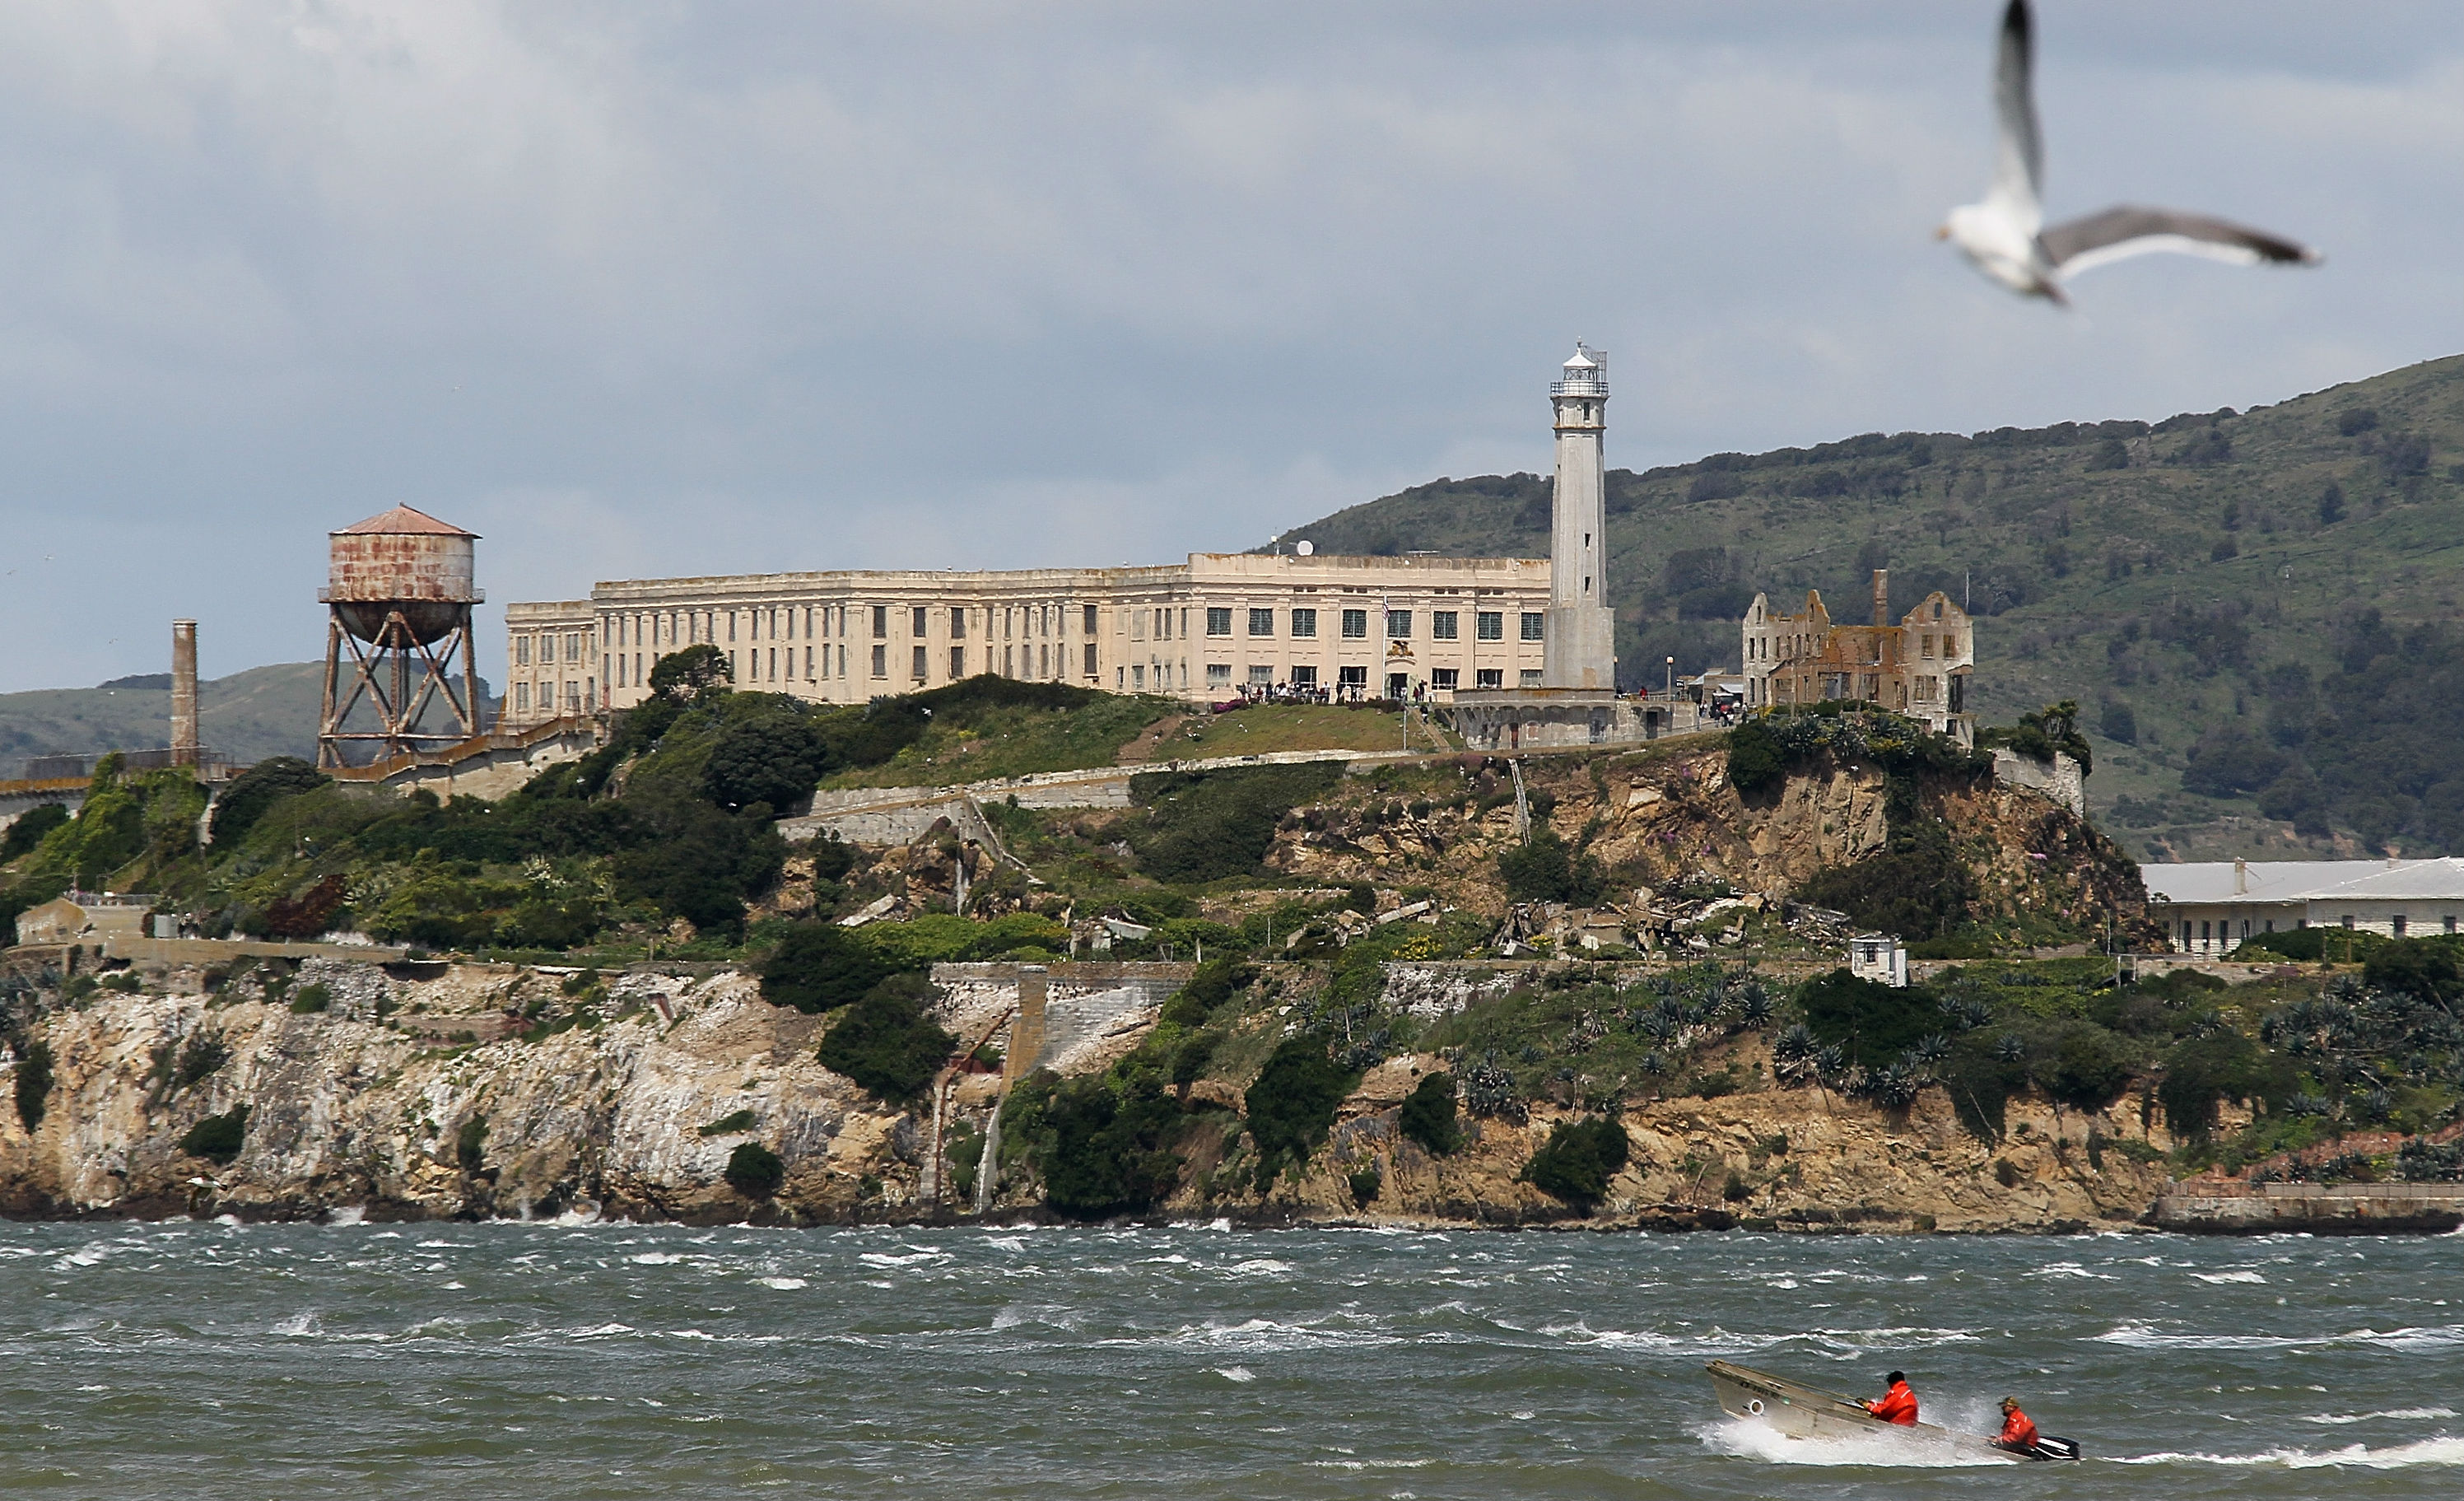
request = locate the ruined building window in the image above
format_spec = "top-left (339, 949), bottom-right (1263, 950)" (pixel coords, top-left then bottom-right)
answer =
top-left (1290, 608), bottom-right (1316, 638)
top-left (515, 683), bottom-right (531, 712)
top-left (1341, 608), bottom-right (1368, 639)
top-left (1521, 613), bottom-right (1544, 641)
top-left (1432, 611), bottom-right (1458, 641)
top-left (1477, 611), bottom-right (1503, 641)
top-left (516, 636), bottom-right (530, 666)
top-left (1249, 608), bottom-right (1274, 637)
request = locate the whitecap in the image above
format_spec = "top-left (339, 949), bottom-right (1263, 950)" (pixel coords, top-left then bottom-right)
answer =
top-left (567, 1323), bottom-right (637, 1338)
top-left (2114, 1438), bottom-right (2464, 1468)
top-left (1225, 1259), bottom-right (1293, 1276)
top-left (629, 1252), bottom-right (686, 1266)
top-left (271, 1312), bottom-right (319, 1338)
top-left (2192, 1270), bottom-right (2268, 1284)
top-left (1216, 1366), bottom-right (1256, 1382)
top-left (756, 1276), bottom-right (808, 1290)
top-left (326, 1206), bottom-right (367, 1227)
top-left (2299, 1408), bottom-right (2457, 1426)
top-left (859, 1250), bottom-right (946, 1268)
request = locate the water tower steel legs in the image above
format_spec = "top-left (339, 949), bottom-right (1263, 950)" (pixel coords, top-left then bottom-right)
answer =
top-left (317, 607), bottom-right (482, 769)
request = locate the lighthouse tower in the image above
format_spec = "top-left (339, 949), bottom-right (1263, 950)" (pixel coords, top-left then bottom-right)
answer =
top-left (1544, 343), bottom-right (1616, 689)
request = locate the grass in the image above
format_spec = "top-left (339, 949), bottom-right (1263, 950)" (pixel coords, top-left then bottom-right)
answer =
top-left (815, 696), bottom-right (1172, 789)
top-left (1166, 702), bottom-right (1456, 759)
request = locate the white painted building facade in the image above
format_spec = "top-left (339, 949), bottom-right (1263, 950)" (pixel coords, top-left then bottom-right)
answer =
top-left (2145, 857), bottom-right (2464, 954)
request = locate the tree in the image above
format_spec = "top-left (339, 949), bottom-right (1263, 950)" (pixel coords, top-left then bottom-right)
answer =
top-left (701, 705), bottom-right (828, 813)
top-left (649, 644), bottom-right (734, 705)
top-left (2365, 941), bottom-right (2462, 1009)
top-left (1497, 825), bottom-right (1603, 905)
top-left (1244, 1038), bottom-right (1355, 1172)
top-left (207, 757), bottom-right (332, 847)
top-left (1523, 1116), bottom-right (1630, 1210)
top-left (761, 922), bottom-right (898, 1014)
top-left (1399, 1072), bottom-right (1462, 1156)
top-left (1726, 720), bottom-right (1785, 796)
top-left (815, 972), bottom-right (956, 1105)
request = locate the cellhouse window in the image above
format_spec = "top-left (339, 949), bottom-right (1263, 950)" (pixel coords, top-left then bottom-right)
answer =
top-left (1520, 669), bottom-right (1543, 688)
top-left (912, 606), bottom-right (928, 637)
top-left (1476, 669), bottom-right (1502, 688)
top-left (1432, 611), bottom-right (1458, 641)
top-left (1341, 609), bottom-right (1368, 639)
top-left (1386, 610), bottom-right (1412, 639)
top-left (1432, 668), bottom-right (1459, 690)
top-left (1249, 608), bottom-right (1274, 637)
top-left (951, 646), bottom-right (966, 678)
top-left (873, 605), bottom-right (888, 639)
top-left (1477, 611), bottom-right (1503, 641)
top-left (1248, 664), bottom-right (1274, 687)
top-left (1206, 663), bottom-right (1232, 686)
top-left (951, 607), bottom-right (967, 639)
top-left (1290, 608), bottom-right (1317, 638)
top-left (1083, 604), bottom-right (1099, 636)
top-left (912, 646), bottom-right (928, 678)
top-left (1291, 665), bottom-right (1317, 688)
top-left (1520, 613), bottom-right (1545, 641)
top-left (871, 644), bottom-right (887, 678)
top-left (1206, 608), bottom-right (1232, 636)
top-left (515, 637), bottom-right (531, 666)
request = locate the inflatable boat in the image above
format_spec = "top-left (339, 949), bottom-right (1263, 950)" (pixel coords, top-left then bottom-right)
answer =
top-left (1704, 1360), bottom-right (2080, 1461)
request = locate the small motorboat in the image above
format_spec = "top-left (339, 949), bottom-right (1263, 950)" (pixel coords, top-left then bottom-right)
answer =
top-left (1704, 1360), bottom-right (2080, 1462)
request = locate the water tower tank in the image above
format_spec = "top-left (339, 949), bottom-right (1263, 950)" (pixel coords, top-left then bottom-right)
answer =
top-left (320, 505), bottom-right (483, 646)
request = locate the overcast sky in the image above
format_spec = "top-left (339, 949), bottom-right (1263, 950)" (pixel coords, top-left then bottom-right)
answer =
top-left (2, 1), bottom-right (2457, 693)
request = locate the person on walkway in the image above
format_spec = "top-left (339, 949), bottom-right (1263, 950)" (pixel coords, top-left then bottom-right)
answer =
top-left (1995, 1397), bottom-right (2038, 1453)
top-left (1865, 1371), bottom-right (1918, 1425)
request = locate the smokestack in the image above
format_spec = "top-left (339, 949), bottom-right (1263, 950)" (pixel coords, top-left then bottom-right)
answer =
top-left (1870, 569), bottom-right (1889, 627)
top-left (170, 619), bottom-right (199, 767)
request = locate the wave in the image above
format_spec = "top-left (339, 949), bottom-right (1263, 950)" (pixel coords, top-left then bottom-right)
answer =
top-left (2191, 1270), bottom-right (2268, 1284)
top-left (2115, 1437), bottom-right (2464, 1468)
top-left (2096, 1322), bottom-right (2464, 1352)
top-left (2299, 1408), bottom-right (2457, 1426)
top-left (754, 1276), bottom-right (807, 1290)
top-left (1214, 1366), bottom-right (1255, 1382)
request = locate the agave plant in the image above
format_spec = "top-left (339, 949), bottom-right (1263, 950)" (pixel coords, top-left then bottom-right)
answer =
top-left (1861, 1063), bottom-right (1921, 1110)
top-left (1996, 1032), bottom-right (2028, 1064)
top-left (1772, 1023), bottom-right (1817, 1064)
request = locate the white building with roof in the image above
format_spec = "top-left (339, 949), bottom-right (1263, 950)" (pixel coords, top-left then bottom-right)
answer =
top-left (2143, 857), bottom-right (2464, 954)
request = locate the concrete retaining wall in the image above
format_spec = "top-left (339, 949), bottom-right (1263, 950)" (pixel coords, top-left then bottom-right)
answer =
top-left (1992, 749), bottom-right (2086, 818)
top-left (2152, 1182), bottom-right (2464, 1234)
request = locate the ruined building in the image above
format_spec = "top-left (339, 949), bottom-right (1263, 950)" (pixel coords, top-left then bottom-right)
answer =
top-left (1739, 571), bottom-right (1975, 740)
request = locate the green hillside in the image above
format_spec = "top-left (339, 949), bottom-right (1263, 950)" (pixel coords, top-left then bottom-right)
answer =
top-left (0, 664), bottom-right (326, 771)
top-left (1281, 354), bottom-right (2464, 861)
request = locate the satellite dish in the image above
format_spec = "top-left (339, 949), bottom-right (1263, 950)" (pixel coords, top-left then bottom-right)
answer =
top-left (1296, 540), bottom-right (1315, 557)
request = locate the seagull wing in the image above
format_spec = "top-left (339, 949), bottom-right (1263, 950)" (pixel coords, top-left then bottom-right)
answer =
top-left (2042, 205), bottom-right (2322, 277)
top-left (1987, 0), bottom-right (2044, 229)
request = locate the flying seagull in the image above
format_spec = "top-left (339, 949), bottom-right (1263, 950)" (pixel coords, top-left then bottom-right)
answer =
top-left (1940, 0), bottom-right (2321, 303)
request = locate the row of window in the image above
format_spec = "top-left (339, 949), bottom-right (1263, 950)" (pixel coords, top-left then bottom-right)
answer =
top-left (1197, 664), bottom-right (1537, 690)
top-left (2181, 914), bottom-right (2461, 947)
top-left (1203, 608), bottom-right (1543, 641)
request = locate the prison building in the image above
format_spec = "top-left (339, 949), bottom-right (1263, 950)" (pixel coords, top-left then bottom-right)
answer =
top-left (499, 552), bottom-right (1552, 728)
top-left (2147, 857), bottom-right (2464, 956)
top-left (1739, 570), bottom-right (1976, 739)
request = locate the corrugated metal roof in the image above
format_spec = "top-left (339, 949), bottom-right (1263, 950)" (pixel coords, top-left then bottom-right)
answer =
top-left (333, 505), bottom-right (477, 538)
top-left (2143, 858), bottom-right (2464, 905)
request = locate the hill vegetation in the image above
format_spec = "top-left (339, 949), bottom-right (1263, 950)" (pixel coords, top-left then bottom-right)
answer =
top-left (0, 663), bottom-right (500, 773)
top-left (1279, 354), bottom-right (2464, 860)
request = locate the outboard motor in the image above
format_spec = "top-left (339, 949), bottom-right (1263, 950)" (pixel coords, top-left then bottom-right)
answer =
top-left (2028, 1434), bottom-right (2082, 1462)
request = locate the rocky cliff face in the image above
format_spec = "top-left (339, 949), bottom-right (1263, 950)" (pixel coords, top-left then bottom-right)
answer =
top-left (0, 960), bottom-right (923, 1224)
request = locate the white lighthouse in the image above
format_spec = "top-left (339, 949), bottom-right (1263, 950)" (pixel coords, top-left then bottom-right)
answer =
top-left (1544, 343), bottom-right (1616, 689)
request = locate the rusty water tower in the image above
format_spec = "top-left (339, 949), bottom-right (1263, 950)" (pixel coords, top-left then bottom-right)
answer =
top-left (316, 505), bottom-right (487, 768)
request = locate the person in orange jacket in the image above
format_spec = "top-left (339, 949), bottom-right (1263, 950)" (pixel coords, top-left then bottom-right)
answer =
top-left (1865, 1371), bottom-right (1918, 1425)
top-left (1996, 1397), bottom-right (2039, 1453)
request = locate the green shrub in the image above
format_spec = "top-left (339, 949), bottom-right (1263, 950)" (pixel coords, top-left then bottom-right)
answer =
top-left (761, 922), bottom-right (898, 1014)
top-left (1169, 1033), bottom-right (1219, 1088)
top-left (1244, 1038), bottom-right (1357, 1170)
top-left (180, 1105), bottom-right (249, 1163)
top-left (815, 972), bottom-right (957, 1105)
top-left (14, 1039), bottom-right (53, 1131)
top-left (1794, 821), bottom-right (1974, 940)
top-left (2157, 1031), bottom-right (2269, 1140)
top-left (1523, 1116), bottom-right (1630, 1210)
top-left (1158, 958), bottom-right (1254, 1028)
top-left (173, 1035), bottom-right (228, 1089)
top-left (1125, 762), bottom-right (1344, 883)
top-left (207, 757), bottom-right (331, 847)
top-left (289, 983), bottom-right (333, 1015)
top-left (724, 1141), bottom-right (785, 1198)
top-left (2237, 926), bottom-right (2326, 962)
top-left (1348, 1166), bottom-right (1382, 1206)
top-left (1721, 1170), bottom-right (1750, 1202)
top-left (456, 1116), bottom-right (488, 1172)
top-left (0, 803), bottom-right (70, 861)
top-left (1036, 1073), bottom-right (1187, 1219)
top-left (2364, 939), bottom-right (2463, 1008)
top-left (697, 1108), bottom-right (758, 1136)
top-left (1726, 720), bottom-right (1786, 796)
top-left (1398, 1072), bottom-right (1463, 1155)
top-left (2039, 1023), bottom-right (2131, 1111)
top-left (1796, 968), bottom-right (1939, 1069)
top-left (1496, 824), bottom-right (1603, 905)
top-left (702, 702), bottom-right (828, 813)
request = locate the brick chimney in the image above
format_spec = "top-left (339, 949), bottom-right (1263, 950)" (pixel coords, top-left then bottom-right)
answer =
top-left (170, 619), bottom-right (199, 767)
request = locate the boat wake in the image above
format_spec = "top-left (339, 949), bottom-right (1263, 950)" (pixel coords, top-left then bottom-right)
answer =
top-left (1696, 1418), bottom-right (2003, 1468)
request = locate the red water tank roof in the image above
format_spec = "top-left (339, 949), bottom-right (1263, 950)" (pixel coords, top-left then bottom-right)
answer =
top-left (333, 505), bottom-right (478, 538)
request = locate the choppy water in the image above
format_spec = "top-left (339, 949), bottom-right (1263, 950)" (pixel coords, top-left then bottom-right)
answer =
top-left (3, 1220), bottom-right (2460, 1498)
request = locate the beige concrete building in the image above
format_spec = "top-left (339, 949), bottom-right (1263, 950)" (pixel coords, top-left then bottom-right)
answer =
top-left (501, 552), bottom-right (1553, 728)
top-left (1740, 570), bottom-right (1976, 739)
top-left (2148, 857), bottom-right (2464, 955)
